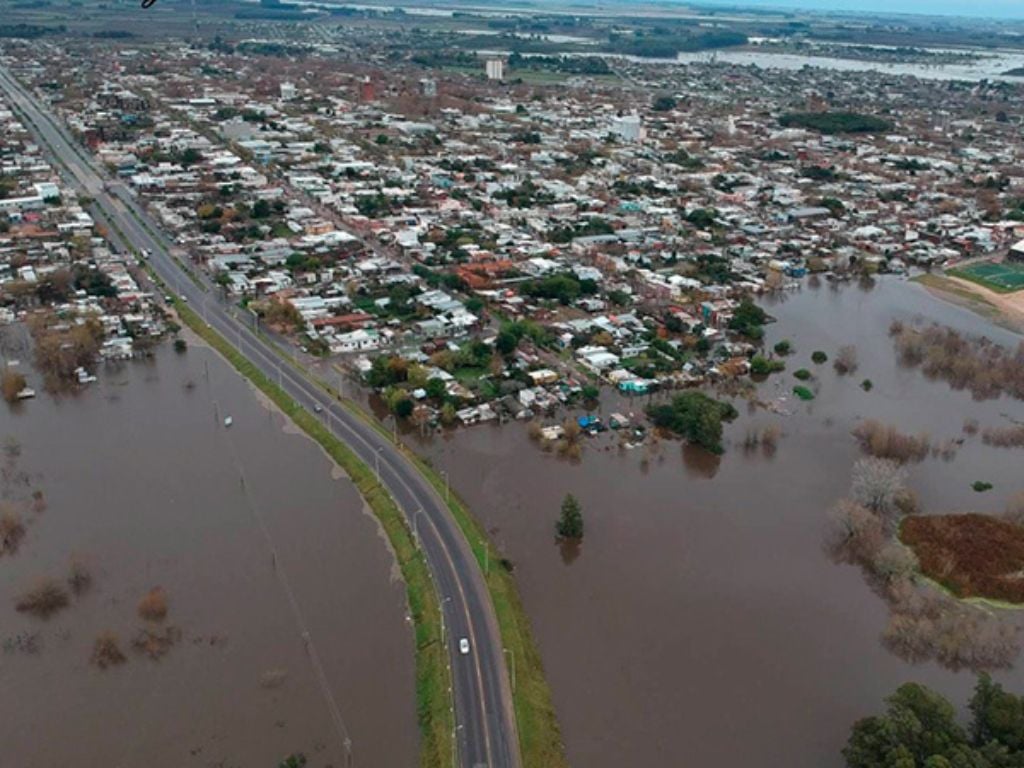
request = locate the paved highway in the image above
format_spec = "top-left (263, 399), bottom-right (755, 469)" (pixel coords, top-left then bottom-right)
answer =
top-left (0, 66), bottom-right (519, 768)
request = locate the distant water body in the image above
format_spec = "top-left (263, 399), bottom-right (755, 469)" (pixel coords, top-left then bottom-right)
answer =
top-left (678, 0), bottom-right (1024, 20)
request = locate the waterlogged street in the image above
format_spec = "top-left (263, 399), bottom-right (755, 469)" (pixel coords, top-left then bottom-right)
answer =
top-left (0, 341), bottom-right (416, 767)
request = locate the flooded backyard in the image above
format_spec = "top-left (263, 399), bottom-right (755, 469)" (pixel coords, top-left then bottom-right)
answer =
top-left (0, 341), bottom-right (416, 767)
top-left (406, 276), bottom-right (1024, 768)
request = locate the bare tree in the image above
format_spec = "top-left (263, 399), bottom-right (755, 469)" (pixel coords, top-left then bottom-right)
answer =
top-left (834, 345), bottom-right (859, 375)
top-left (850, 457), bottom-right (907, 519)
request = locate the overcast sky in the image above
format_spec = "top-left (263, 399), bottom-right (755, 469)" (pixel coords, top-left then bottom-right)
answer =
top-left (687, 0), bottom-right (1024, 19)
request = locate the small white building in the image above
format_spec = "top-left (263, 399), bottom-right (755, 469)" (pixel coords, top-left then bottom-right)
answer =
top-left (280, 82), bottom-right (297, 101)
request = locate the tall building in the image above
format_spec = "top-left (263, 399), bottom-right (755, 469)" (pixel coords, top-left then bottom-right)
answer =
top-left (485, 58), bottom-right (505, 81)
top-left (610, 114), bottom-right (644, 143)
top-left (419, 78), bottom-right (437, 98)
top-left (359, 77), bottom-right (375, 103)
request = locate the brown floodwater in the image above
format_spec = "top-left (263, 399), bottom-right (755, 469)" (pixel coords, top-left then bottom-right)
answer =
top-left (403, 277), bottom-right (1024, 768)
top-left (0, 341), bottom-right (416, 767)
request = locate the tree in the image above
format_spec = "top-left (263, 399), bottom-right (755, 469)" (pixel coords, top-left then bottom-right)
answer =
top-left (728, 298), bottom-right (768, 340)
top-left (970, 673), bottom-right (1024, 751)
top-left (844, 678), bottom-right (1024, 768)
top-left (652, 94), bottom-right (677, 112)
top-left (393, 397), bottom-right (414, 419)
top-left (495, 330), bottom-right (519, 356)
top-left (850, 458), bottom-right (906, 518)
top-left (844, 683), bottom-right (969, 768)
top-left (556, 494), bottom-right (583, 540)
top-left (646, 391), bottom-right (738, 454)
top-left (252, 199), bottom-right (272, 219)
top-left (425, 377), bottom-right (446, 400)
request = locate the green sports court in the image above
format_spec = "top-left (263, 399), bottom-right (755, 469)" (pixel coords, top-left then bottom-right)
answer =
top-left (949, 260), bottom-right (1024, 293)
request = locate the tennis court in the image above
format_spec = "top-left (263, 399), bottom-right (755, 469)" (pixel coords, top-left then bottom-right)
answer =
top-left (950, 260), bottom-right (1024, 293)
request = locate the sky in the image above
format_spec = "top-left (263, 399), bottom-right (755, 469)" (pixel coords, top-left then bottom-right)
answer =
top-left (684, 0), bottom-right (1024, 19)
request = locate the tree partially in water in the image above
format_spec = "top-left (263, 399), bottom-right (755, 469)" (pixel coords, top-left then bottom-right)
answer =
top-left (556, 494), bottom-right (584, 541)
top-left (844, 675), bottom-right (1024, 768)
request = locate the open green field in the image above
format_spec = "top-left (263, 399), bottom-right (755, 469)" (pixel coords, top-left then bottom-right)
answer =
top-left (948, 260), bottom-right (1024, 293)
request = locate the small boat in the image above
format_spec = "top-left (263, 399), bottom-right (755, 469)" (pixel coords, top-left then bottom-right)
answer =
top-left (224, 416), bottom-right (233, 428)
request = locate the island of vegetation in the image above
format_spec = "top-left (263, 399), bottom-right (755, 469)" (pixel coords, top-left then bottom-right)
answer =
top-left (900, 512), bottom-right (1024, 604)
top-left (779, 111), bottom-right (893, 135)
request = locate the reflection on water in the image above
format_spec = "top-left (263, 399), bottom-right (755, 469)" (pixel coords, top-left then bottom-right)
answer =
top-left (406, 277), bottom-right (1024, 768)
top-left (0, 343), bottom-right (416, 767)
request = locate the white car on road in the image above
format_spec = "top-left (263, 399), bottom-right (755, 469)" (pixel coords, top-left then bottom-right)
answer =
top-left (459, 638), bottom-right (470, 655)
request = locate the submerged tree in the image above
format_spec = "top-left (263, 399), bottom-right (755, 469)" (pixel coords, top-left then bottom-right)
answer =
top-left (556, 494), bottom-right (584, 541)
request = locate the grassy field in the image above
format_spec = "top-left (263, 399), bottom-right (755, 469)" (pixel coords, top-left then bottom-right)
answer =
top-left (174, 303), bottom-right (454, 768)
top-left (901, 513), bottom-right (1024, 604)
top-left (948, 260), bottom-right (1024, 293)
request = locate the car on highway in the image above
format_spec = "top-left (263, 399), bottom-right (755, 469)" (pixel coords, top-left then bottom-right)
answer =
top-left (459, 637), bottom-right (470, 655)
top-left (313, 404), bottom-right (323, 413)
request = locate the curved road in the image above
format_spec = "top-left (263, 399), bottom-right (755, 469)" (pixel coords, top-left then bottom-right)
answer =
top-left (0, 66), bottom-right (519, 768)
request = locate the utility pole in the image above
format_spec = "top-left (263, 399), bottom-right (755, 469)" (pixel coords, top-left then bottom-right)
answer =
top-left (504, 647), bottom-right (516, 693)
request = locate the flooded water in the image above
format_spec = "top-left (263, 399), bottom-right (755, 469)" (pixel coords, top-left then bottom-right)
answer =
top-left (675, 47), bottom-right (1024, 82)
top-left (0, 341), bottom-right (416, 767)
top-left (406, 277), bottom-right (1024, 768)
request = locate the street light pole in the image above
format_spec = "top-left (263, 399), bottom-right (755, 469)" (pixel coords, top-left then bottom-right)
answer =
top-left (413, 508), bottom-right (423, 548)
top-left (375, 446), bottom-right (382, 483)
top-left (504, 647), bottom-right (516, 693)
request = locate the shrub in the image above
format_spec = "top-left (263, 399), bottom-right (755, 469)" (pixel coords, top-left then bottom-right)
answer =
top-left (0, 510), bottom-right (26, 555)
top-left (851, 420), bottom-right (931, 463)
top-left (132, 626), bottom-right (181, 659)
top-left (981, 425), bottom-right (1024, 448)
top-left (811, 350), bottom-right (828, 364)
top-left (861, 379), bottom-right (874, 391)
top-left (68, 558), bottom-right (92, 596)
top-left (138, 587), bottom-right (168, 621)
top-left (750, 355), bottom-right (785, 376)
top-left (2, 370), bottom-right (26, 403)
top-left (973, 481), bottom-right (994, 493)
top-left (91, 632), bottom-right (127, 669)
top-left (173, 338), bottom-right (187, 354)
top-left (793, 368), bottom-right (812, 381)
top-left (773, 340), bottom-right (793, 356)
top-left (15, 578), bottom-right (70, 618)
top-left (793, 385), bottom-right (815, 401)
top-left (834, 345), bottom-right (859, 375)
top-left (890, 323), bottom-right (1024, 401)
